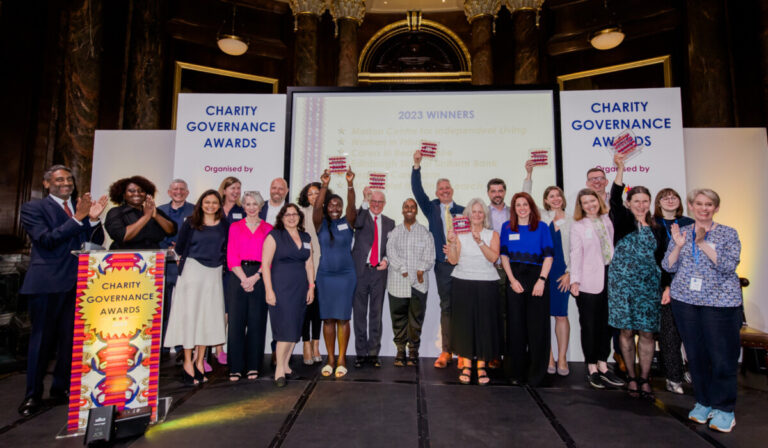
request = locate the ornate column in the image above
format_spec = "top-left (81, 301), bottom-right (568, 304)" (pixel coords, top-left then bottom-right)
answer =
top-left (464, 0), bottom-right (500, 86)
top-left (290, 0), bottom-right (327, 87)
top-left (58, 0), bottom-right (103, 193)
top-left (505, 0), bottom-right (543, 84)
top-left (328, 0), bottom-right (365, 87)
top-left (685, 0), bottom-right (733, 126)
top-left (124, 0), bottom-right (163, 129)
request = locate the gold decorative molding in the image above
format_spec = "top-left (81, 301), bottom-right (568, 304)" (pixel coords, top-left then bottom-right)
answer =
top-left (289, 0), bottom-right (328, 31)
top-left (463, 0), bottom-right (501, 24)
top-left (503, 0), bottom-right (544, 26)
top-left (556, 55), bottom-right (672, 90)
top-left (328, 0), bottom-right (366, 37)
top-left (358, 18), bottom-right (472, 85)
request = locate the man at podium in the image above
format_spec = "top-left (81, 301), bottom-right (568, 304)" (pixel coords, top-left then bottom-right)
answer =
top-left (17, 165), bottom-right (107, 416)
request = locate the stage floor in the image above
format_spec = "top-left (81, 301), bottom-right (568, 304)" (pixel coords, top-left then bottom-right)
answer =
top-left (0, 356), bottom-right (766, 447)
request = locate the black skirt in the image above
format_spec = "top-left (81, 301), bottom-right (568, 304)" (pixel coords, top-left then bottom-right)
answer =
top-left (449, 278), bottom-right (501, 361)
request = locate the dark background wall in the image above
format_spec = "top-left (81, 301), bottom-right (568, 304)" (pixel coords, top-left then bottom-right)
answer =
top-left (0, 0), bottom-right (765, 252)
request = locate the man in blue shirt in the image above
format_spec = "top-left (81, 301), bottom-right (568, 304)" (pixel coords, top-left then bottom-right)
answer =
top-left (411, 150), bottom-right (464, 368)
top-left (157, 179), bottom-right (195, 353)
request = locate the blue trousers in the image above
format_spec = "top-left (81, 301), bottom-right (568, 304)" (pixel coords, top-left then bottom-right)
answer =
top-left (26, 290), bottom-right (75, 399)
top-left (671, 300), bottom-right (741, 412)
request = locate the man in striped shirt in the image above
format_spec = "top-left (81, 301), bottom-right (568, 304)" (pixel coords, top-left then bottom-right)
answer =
top-left (385, 198), bottom-right (435, 366)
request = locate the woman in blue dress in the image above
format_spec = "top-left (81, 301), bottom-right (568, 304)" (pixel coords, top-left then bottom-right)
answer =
top-left (313, 168), bottom-right (357, 378)
top-left (262, 203), bottom-right (315, 387)
top-left (608, 153), bottom-right (667, 399)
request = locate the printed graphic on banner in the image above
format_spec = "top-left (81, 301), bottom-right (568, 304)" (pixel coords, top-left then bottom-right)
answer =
top-left (66, 251), bottom-right (164, 434)
top-left (368, 172), bottom-right (387, 190)
top-left (173, 93), bottom-right (286, 199)
top-left (420, 140), bottom-right (438, 158)
top-left (529, 149), bottom-right (550, 166)
top-left (328, 154), bottom-right (348, 174)
top-left (560, 88), bottom-right (686, 213)
top-left (452, 216), bottom-right (471, 234)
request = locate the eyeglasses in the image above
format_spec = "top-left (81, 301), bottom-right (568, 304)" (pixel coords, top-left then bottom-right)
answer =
top-left (370, 200), bottom-right (384, 205)
top-left (283, 213), bottom-right (299, 217)
top-left (587, 176), bottom-right (606, 183)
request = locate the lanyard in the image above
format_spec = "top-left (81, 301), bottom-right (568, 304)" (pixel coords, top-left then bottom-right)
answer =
top-left (691, 223), bottom-right (710, 264)
top-left (663, 218), bottom-right (677, 240)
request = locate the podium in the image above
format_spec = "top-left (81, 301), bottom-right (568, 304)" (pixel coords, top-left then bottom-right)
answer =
top-left (59, 249), bottom-right (166, 436)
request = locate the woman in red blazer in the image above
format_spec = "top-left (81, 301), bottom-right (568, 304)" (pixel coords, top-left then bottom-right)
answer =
top-left (569, 189), bottom-right (625, 390)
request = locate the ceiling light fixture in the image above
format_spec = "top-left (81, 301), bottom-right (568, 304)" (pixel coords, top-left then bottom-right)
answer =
top-left (217, 6), bottom-right (249, 56)
top-left (590, 0), bottom-right (624, 51)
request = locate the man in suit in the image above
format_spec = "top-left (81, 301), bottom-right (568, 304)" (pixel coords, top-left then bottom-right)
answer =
top-left (259, 177), bottom-right (288, 225)
top-left (18, 165), bottom-right (107, 416)
top-left (352, 187), bottom-right (395, 368)
top-left (411, 150), bottom-right (464, 368)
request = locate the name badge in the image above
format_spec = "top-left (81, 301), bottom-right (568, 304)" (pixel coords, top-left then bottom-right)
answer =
top-left (303, 242), bottom-right (311, 250)
top-left (584, 228), bottom-right (594, 239)
top-left (706, 242), bottom-right (716, 250)
top-left (555, 219), bottom-right (566, 227)
top-left (337, 223), bottom-right (349, 231)
top-left (689, 277), bottom-right (703, 291)
top-left (232, 213), bottom-right (243, 220)
top-left (508, 233), bottom-right (520, 241)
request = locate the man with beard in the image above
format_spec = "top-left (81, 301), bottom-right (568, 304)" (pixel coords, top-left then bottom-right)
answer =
top-left (385, 198), bottom-right (434, 366)
top-left (260, 178), bottom-right (288, 225)
top-left (18, 165), bottom-right (107, 416)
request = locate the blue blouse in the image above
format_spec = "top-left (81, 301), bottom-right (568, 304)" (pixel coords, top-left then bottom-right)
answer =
top-left (499, 222), bottom-right (554, 266)
top-left (661, 223), bottom-right (742, 307)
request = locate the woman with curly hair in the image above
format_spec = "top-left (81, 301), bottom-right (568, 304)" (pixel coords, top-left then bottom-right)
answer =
top-left (298, 182), bottom-right (325, 364)
top-left (104, 175), bottom-right (176, 249)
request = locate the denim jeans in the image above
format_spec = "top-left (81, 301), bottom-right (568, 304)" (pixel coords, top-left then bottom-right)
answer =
top-left (671, 300), bottom-right (741, 412)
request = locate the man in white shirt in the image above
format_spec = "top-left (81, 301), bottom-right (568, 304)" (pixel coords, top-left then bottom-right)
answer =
top-left (386, 198), bottom-right (434, 366)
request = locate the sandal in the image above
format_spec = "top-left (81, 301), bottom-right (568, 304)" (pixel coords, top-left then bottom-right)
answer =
top-left (477, 368), bottom-right (490, 386)
top-left (626, 377), bottom-right (640, 398)
top-left (459, 368), bottom-right (472, 385)
top-left (247, 370), bottom-right (259, 380)
top-left (637, 378), bottom-right (655, 400)
top-left (321, 364), bottom-right (334, 377)
top-left (334, 365), bottom-right (348, 378)
top-left (229, 372), bottom-right (242, 382)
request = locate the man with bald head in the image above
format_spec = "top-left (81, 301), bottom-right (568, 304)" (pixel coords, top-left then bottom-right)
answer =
top-left (411, 150), bottom-right (464, 368)
top-left (351, 187), bottom-right (395, 368)
top-left (385, 198), bottom-right (434, 366)
top-left (259, 177), bottom-right (288, 225)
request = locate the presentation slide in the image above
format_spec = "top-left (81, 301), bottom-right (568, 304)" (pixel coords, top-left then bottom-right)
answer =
top-left (288, 89), bottom-right (559, 220)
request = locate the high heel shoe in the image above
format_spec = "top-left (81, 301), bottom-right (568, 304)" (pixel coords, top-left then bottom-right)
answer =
top-left (193, 365), bottom-right (208, 384)
top-left (182, 366), bottom-right (198, 386)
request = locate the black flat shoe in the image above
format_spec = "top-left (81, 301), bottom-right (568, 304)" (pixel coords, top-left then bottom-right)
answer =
top-left (371, 357), bottom-right (382, 368)
top-left (18, 397), bottom-right (41, 416)
top-left (353, 356), bottom-right (366, 368)
top-left (274, 376), bottom-right (287, 388)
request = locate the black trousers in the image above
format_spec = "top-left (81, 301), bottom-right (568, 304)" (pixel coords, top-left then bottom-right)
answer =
top-left (26, 290), bottom-right (75, 399)
top-left (575, 275), bottom-right (612, 365)
top-left (507, 263), bottom-right (550, 387)
top-left (434, 261), bottom-right (455, 352)
top-left (227, 265), bottom-right (268, 375)
top-left (353, 267), bottom-right (387, 356)
top-left (388, 289), bottom-right (427, 352)
top-left (302, 286), bottom-right (321, 341)
top-left (658, 303), bottom-right (684, 382)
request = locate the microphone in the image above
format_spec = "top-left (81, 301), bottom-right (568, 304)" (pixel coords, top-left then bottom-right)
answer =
top-left (81, 221), bottom-right (105, 252)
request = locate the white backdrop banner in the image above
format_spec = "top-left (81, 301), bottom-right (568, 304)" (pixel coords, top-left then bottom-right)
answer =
top-left (173, 93), bottom-right (287, 199)
top-left (561, 88), bottom-right (686, 206)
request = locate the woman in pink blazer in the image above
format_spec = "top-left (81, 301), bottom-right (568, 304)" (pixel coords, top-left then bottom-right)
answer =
top-left (569, 189), bottom-right (625, 390)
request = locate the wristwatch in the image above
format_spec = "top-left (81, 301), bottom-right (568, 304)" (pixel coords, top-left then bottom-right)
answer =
top-left (539, 275), bottom-right (547, 281)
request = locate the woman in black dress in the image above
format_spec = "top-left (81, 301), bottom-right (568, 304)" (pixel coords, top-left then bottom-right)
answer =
top-left (104, 176), bottom-right (176, 249)
top-left (262, 204), bottom-right (315, 387)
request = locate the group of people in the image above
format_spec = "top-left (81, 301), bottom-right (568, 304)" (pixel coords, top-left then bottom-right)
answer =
top-left (18, 153), bottom-right (744, 433)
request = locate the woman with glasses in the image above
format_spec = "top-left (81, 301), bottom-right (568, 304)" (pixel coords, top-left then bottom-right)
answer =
top-left (262, 204), bottom-right (315, 387)
top-left (608, 154), bottom-right (667, 399)
top-left (662, 189), bottom-right (742, 432)
top-left (654, 189), bottom-right (694, 394)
